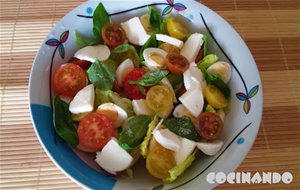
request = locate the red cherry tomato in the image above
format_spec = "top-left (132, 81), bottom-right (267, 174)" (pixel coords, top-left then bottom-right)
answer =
top-left (102, 23), bottom-right (127, 47)
top-left (77, 112), bottom-right (115, 151)
top-left (122, 68), bottom-right (150, 100)
top-left (195, 48), bottom-right (204, 63)
top-left (52, 63), bottom-right (87, 98)
top-left (68, 57), bottom-right (92, 70)
top-left (195, 112), bottom-right (224, 140)
top-left (166, 53), bottom-right (189, 74)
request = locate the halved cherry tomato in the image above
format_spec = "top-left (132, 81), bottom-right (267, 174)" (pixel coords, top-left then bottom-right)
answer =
top-left (146, 85), bottom-right (173, 118)
top-left (195, 112), bottom-right (223, 140)
top-left (146, 140), bottom-right (176, 180)
top-left (166, 53), bottom-right (189, 74)
top-left (52, 63), bottom-right (87, 97)
top-left (122, 68), bottom-right (150, 100)
top-left (68, 57), bottom-right (92, 70)
top-left (195, 48), bottom-right (204, 63)
top-left (167, 17), bottom-right (188, 40)
top-left (205, 85), bottom-right (228, 109)
top-left (77, 112), bottom-right (115, 151)
top-left (102, 23), bottom-right (126, 47)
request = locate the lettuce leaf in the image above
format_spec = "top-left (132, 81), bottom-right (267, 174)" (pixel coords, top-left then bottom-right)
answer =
top-left (140, 115), bottom-right (158, 158)
top-left (95, 89), bottom-right (135, 117)
top-left (110, 43), bottom-right (140, 67)
top-left (164, 149), bottom-right (198, 183)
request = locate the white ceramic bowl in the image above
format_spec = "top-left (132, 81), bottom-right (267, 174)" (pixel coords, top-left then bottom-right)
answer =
top-left (29, 0), bottom-right (263, 189)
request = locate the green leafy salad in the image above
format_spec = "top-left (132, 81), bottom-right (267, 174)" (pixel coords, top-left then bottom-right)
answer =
top-left (52, 3), bottom-right (232, 183)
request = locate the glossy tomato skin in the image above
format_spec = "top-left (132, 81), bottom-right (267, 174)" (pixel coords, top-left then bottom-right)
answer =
top-left (195, 112), bottom-right (224, 140)
top-left (195, 48), bottom-right (204, 63)
top-left (122, 68), bottom-right (150, 100)
top-left (53, 63), bottom-right (87, 98)
top-left (68, 57), bottom-right (92, 70)
top-left (77, 112), bottom-right (115, 151)
top-left (166, 53), bottom-right (189, 74)
top-left (102, 23), bottom-right (126, 47)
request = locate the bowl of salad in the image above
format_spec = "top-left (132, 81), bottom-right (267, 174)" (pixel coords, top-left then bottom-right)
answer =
top-left (29, 0), bottom-right (263, 189)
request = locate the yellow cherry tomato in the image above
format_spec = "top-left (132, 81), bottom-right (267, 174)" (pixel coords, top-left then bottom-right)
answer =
top-left (146, 85), bottom-right (173, 118)
top-left (146, 141), bottom-right (176, 180)
top-left (167, 17), bottom-right (188, 40)
top-left (205, 85), bottom-right (228, 109)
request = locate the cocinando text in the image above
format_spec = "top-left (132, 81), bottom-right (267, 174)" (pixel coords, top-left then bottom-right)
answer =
top-left (207, 172), bottom-right (293, 184)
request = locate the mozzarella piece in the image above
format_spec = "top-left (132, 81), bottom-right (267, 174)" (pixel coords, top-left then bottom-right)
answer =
top-left (156, 34), bottom-right (184, 48)
top-left (97, 103), bottom-right (128, 128)
top-left (159, 77), bottom-right (177, 103)
top-left (196, 139), bottom-right (224, 156)
top-left (143, 48), bottom-right (168, 70)
top-left (153, 128), bottom-right (181, 151)
top-left (69, 84), bottom-right (94, 114)
top-left (174, 138), bottom-right (196, 165)
top-left (74, 44), bottom-right (110, 63)
top-left (121, 17), bottom-right (150, 45)
top-left (183, 62), bottom-right (207, 94)
top-left (207, 61), bottom-right (232, 83)
top-left (173, 104), bottom-right (186, 118)
top-left (180, 33), bottom-right (204, 62)
top-left (179, 82), bottom-right (204, 117)
top-left (132, 99), bottom-right (154, 115)
top-left (173, 104), bottom-right (194, 118)
top-left (95, 138), bottom-right (133, 174)
top-left (116, 58), bottom-right (134, 86)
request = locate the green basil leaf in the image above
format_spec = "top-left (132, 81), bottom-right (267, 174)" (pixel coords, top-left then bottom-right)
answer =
top-left (197, 54), bottom-right (218, 71)
top-left (87, 60), bottom-right (115, 91)
top-left (93, 3), bottom-right (110, 44)
top-left (204, 71), bottom-right (231, 99)
top-left (160, 18), bottom-right (169, 35)
top-left (139, 34), bottom-right (157, 61)
top-left (110, 44), bottom-right (140, 67)
top-left (166, 73), bottom-right (183, 93)
top-left (53, 96), bottom-right (78, 148)
top-left (129, 70), bottom-right (169, 86)
top-left (74, 31), bottom-right (98, 49)
top-left (148, 6), bottom-right (161, 33)
top-left (119, 115), bottom-right (152, 149)
top-left (163, 117), bottom-right (199, 141)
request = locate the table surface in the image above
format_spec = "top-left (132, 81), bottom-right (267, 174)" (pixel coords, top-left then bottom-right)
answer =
top-left (0, 0), bottom-right (299, 189)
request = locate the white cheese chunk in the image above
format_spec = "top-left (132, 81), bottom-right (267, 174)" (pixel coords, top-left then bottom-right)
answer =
top-left (74, 44), bottom-right (110, 63)
top-left (116, 58), bottom-right (134, 86)
top-left (179, 82), bottom-right (204, 117)
top-left (69, 84), bottom-right (94, 114)
top-left (153, 128), bottom-right (181, 151)
top-left (156, 34), bottom-right (184, 48)
top-left (180, 33), bottom-right (204, 62)
top-left (183, 62), bottom-right (207, 94)
top-left (121, 17), bottom-right (150, 45)
top-left (174, 138), bottom-right (196, 165)
top-left (196, 139), bottom-right (224, 156)
top-left (95, 138), bottom-right (133, 174)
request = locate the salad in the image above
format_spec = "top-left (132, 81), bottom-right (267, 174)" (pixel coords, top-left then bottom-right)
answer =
top-left (52, 3), bottom-right (231, 183)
